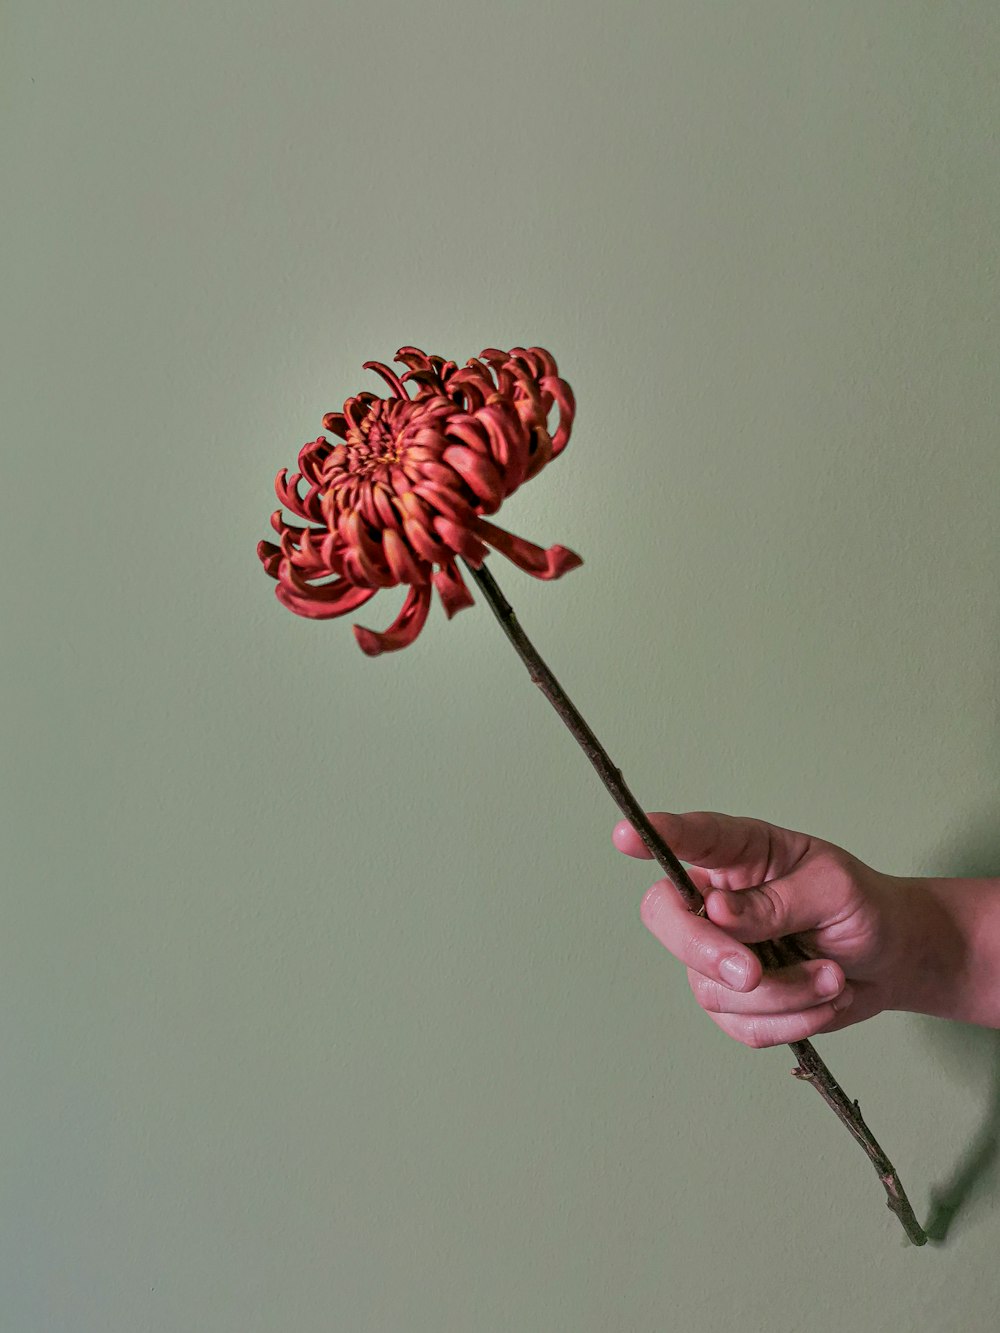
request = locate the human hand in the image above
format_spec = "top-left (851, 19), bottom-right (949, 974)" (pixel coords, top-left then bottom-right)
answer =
top-left (614, 810), bottom-right (920, 1048)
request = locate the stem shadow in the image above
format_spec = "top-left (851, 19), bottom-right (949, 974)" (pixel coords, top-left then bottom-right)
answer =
top-left (924, 1031), bottom-right (1000, 1244)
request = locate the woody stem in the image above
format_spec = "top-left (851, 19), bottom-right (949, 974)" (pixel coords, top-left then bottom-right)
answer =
top-left (463, 556), bottom-right (927, 1247)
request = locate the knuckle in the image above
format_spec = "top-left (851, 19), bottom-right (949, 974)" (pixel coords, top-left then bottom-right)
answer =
top-left (813, 841), bottom-right (849, 872)
top-left (812, 843), bottom-right (857, 891)
top-left (742, 1018), bottom-right (775, 1050)
top-left (756, 882), bottom-right (784, 926)
top-left (683, 930), bottom-right (720, 975)
top-left (639, 883), bottom-right (662, 923)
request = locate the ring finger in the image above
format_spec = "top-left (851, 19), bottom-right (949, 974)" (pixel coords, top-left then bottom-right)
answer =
top-left (708, 995), bottom-right (855, 1049)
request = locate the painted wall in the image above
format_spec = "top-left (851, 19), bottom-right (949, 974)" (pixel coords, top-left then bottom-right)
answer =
top-left (7, 2), bottom-right (1000, 1328)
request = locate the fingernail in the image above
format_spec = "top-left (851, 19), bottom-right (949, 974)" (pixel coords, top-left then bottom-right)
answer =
top-left (833, 989), bottom-right (854, 1012)
top-left (816, 966), bottom-right (840, 998)
top-left (719, 955), bottom-right (750, 989)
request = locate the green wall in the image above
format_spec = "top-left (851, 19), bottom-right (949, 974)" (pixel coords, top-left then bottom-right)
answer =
top-left (6, 2), bottom-right (1000, 1328)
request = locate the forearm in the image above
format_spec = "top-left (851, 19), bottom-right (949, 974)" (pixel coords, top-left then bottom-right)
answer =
top-left (892, 874), bottom-right (1000, 1027)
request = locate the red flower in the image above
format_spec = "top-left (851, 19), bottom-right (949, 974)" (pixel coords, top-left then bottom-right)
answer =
top-left (257, 346), bottom-right (582, 655)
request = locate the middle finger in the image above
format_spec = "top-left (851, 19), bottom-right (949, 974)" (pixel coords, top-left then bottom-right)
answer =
top-left (688, 960), bottom-right (850, 1015)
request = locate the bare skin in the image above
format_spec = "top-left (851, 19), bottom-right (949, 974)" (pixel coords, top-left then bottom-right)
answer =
top-left (614, 810), bottom-right (1000, 1048)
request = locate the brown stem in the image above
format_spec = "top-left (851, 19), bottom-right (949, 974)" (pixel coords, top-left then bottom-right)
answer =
top-left (464, 557), bottom-right (927, 1246)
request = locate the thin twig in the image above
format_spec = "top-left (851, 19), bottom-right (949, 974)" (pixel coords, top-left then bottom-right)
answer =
top-left (464, 556), bottom-right (927, 1246)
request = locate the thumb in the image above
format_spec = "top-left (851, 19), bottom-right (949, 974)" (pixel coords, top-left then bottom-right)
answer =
top-left (613, 810), bottom-right (813, 891)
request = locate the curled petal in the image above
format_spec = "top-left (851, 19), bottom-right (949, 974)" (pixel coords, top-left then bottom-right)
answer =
top-left (280, 556), bottom-right (351, 601)
top-left (477, 401), bottom-right (529, 493)
top-left (433, 516), bottom-right (489, 565)
top-left (397, 368), bottom-right (444, 397)
top-left (539, 375), bottom-right (575, 455)
top-left (257, 539), bottom-right (282, 578)
top-left (444, 367), bottom-right (491, 411)
top-left (524, 346), bottom-right (559, 379)
top-left (389, 464), bottom-right (411, 496)
top-left (344, 393), bottom-right (379, 432)
top-left (433, 562), bottom-right (475, 619)
top-left (395, 490), bottom-right (430, 523)
top-left (409, 428), bottom-right (447, 453)
top-left (413, 481), bottom-right (477, 526)
top-left (299, 484), bottom-right (326, 524)
top-left (341, 551), bottom-right (372, 585)
top-left (394, 346), bottom-right (435, 374)
top-left (272, 514), bottom-right (342, 576)
top-left (523, 426), bottom-right (554, 481)
top-left (414, 458), bottom-right (464, 488)
top-left (344, 510), bottom-right (394, 587)
top-left (298, 435), bottom-right (333, 474)
top-left (334, 507), bottom-right (354, 545)
top-left (475, 518), bottom-right (583, 579)
top-left (363, 360), bottom-right (410, 400)
top-left (321, 412), bottom-right (349, 439)
top-left (508, 363), bottom-right (545, 426)
top-left (441, 445), bottom-right (503, 511)
top-left (475, 349), bottom-right (516, 399)
top-left (443, 417), bottom-right (491, 456)
top-left (402, 516), bottom-right (445, 565)
top-left (400, 444), bottom-right (440, 465)
top-left (371, 482), bottom-right (400, 531)
top-left (274, 564), bottom-right (377, 619)
top-left (383, 527), bottom-right (428, 586)
top-left (352, 483), bottom-right (376, 527)
top-left (292, 525), bottom-right (332, 576)
top-left (395, 490), bottom-right (448, 564)
top-left (476, 347), bottom-right (509, 374)
top-left (354, 584), bottom-right (432, 656)
top-left (275, 468), bottom-right (315, 521)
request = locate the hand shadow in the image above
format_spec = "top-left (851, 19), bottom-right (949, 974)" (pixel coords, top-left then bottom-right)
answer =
top-left (917, 810), bottom-right (1000, 1245)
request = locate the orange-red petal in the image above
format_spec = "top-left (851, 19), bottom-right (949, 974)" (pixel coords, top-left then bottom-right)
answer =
top-left (433, 516), bottom-right (489, 565)
top-left (443, 417), bottom-right (491, 456)
top-left (478, 400), bottom-right (529, 493)
top-left (382, 527), bottom-right (428, 586)
top-left (257, 539), bottom-right (282, 578)
top-left (322, 412), bottom-right (349, 439)
top-left (433, 562), bottom-right (475, 619)
top-left (274, 569), bottom-right (377, 619)
top-left (413, 481), bottom-right (477, 526)
top-left (344, 510), bottom-right (394, 587)
top-left (362, 360), bottom-right (409, 399)
top-left (353, 584), bottom-right (432, 656)
top-left (540, 375), bottom-right (575, 455)
top-left (475, 518), bottom-right (582, 579)
top-left (441, 445), bottom-right (503, 511)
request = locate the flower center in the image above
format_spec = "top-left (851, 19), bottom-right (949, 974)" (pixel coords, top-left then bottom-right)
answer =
top-left (345, 420), bottom-right (406, 476)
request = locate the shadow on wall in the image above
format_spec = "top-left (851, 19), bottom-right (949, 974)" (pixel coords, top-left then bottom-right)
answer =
top-left (918, 808), bottom-right (1000, 1245)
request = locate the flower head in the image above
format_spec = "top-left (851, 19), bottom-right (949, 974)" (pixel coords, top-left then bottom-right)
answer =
top-left (257, 346), bottom-right (582, 655)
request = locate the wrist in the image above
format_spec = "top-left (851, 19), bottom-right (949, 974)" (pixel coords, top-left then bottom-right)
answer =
top-left (887, 872), bottom-right (1000, 1026)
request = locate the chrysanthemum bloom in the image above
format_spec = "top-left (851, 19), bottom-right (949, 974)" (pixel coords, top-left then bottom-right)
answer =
top-left (257, 346), bottom-right (582, 654)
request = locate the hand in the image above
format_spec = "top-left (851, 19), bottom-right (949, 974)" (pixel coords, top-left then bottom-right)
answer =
top-left (614, 810), bottom-right (918, 1048)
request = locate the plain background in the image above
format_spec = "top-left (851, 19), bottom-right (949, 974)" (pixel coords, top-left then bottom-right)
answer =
top-left (5, 2), bottom-right (1000, 1329)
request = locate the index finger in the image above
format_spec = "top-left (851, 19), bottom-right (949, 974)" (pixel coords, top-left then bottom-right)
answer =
top-left (614, 811), bottom-right (811, 887)
top-left (640, 878), bottom-right (763, 993)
